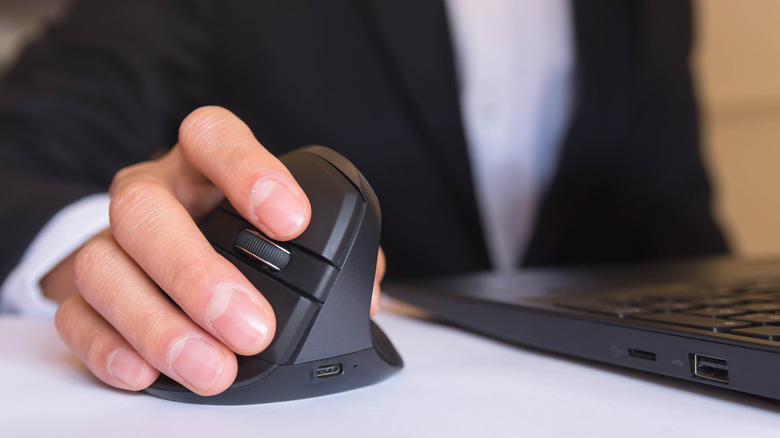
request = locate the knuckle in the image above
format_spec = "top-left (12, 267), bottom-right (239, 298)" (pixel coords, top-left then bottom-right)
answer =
top-left (109, 177), bottom-right (156, 212)
top-left (108, 162), bottom-right (146, 198)
top-left (178, 106), bottom-right (231, 151)
top-left (124, 306), bottom-right (170, 353)
top-left (54, 295), bottom-right (80, 337)
top-left (124, 307), bottom-right (201, 371)
top-left (82, 330), bottom-right (110, 370)
top-left (108, 178), bottom-right (167, 233)
top-left (54, 297), bottom-right (108, 366)
top-left (72, 235), bottom-right (116, 293)
top-left (166, 251), bottom-right (218, 303)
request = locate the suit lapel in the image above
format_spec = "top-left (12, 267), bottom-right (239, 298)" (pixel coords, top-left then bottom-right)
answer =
top-left (524, 1), bottom-right (639, 266)
top-left (355, 0), bottom-right (480, 222)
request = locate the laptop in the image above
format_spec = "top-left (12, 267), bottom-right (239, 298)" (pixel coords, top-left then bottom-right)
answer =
top-left (385, 256), bottom-right (780, 400)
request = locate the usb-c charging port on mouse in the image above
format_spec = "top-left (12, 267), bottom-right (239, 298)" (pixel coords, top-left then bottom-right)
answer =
top-left (315, 363), bottom-right (343, 379)
top-left (691, 354), bottom-right (729, 384)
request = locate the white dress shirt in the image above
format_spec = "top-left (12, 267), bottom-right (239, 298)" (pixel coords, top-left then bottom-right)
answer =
top-left (0, 193), bottom-right (110, 316)
top-left (0, 0), bottom-right (575, 315)
top-left (446, 0), bottom-right (574, 270)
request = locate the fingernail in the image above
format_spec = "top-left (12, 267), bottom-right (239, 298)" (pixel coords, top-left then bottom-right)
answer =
top-left (251, 179), bottom-right (306, 238)
top-left (169, 335), bottom-right (227, 392)
top-left (207, 289), bottom-right (272, 353)
top-left (107, 345), bottom-right (147, 389)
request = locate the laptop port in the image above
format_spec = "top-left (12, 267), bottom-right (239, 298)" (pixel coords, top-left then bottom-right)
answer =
top-left (627, 348), bottom-right (656, 361)
top-left (691, 354), bottom-right (729, 384)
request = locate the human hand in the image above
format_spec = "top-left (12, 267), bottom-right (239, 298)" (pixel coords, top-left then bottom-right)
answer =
top-left (47, 106), bottom-right (383, 397)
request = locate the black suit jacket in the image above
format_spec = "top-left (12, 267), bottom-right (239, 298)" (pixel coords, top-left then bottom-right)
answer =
top-left (0, 0), bottom-right (727, 283)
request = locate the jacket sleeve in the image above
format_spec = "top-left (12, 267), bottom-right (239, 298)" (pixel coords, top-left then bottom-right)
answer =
top-left (0, 0), bottom-right (216, 282)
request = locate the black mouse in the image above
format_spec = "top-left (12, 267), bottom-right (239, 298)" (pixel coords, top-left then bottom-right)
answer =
top-left (145, 146), bottom-right (403, 405)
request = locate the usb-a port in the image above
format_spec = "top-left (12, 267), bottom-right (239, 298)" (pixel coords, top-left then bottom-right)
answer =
top-left (691, 354), bottom-right (729, 384)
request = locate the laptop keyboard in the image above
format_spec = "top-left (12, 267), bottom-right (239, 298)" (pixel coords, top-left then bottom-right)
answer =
top-left (553, 279), bottom-right (780, 342)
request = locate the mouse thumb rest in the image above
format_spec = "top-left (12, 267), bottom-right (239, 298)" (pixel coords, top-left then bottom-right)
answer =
top-left (145, 146), bottom-right (403, 405)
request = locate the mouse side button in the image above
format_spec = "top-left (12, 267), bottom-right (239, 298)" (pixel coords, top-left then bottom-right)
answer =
top-left (271, 246), bottom-right (340, 302)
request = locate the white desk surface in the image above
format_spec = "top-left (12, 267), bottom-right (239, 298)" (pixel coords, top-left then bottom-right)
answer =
top-left (3, 302), bottom-right (780, 437)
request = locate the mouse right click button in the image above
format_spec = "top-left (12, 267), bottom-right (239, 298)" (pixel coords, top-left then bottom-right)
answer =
top-left (282, 153), bottom-right (364, 268)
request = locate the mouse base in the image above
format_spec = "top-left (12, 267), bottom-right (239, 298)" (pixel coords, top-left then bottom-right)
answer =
top-left (145, 321), bottom-right (403, 405)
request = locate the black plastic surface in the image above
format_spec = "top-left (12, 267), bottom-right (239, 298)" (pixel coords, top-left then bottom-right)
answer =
top-left (200, 209), bottom-right (340, 303)
top-left (146, 146), bottom-right (402, 404)
top-left (281, 151), bottom-right (364, 268)
top-left (386, 257), bottom-right (780, 401)
top-left (145, 322), bottom-right (400, 405)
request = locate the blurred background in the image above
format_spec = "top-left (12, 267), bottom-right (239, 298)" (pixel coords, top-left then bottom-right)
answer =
top-left (1, 0), bottom-right (779, 259)
top-left (695, 0), bottom-right (780, 259)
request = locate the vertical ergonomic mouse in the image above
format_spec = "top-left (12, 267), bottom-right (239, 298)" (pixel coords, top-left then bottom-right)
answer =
top-left (145, 146), bottom-right (403, 404)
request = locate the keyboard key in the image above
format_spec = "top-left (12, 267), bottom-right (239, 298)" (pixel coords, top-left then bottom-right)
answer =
top-left (733, 294), bottom-right (775, 303)
top-left (734, 303), bottom-right (780, 313)
top-left (684, 307), bottom-right (748, 318)
top-left (731, 326), bottom-right (780, 341)
top-left (605, 294), bottom-right (654, 305)
top-left (556, 300), bottom-right (654, 317)
top-left (693, 297), bottom-right (742, 307)
top-left (635, 313), bottom-right (752, 332)
top-left (651, 301), bottom-right (698, 312)
top-left (731, 313), bottom-right (780, 325)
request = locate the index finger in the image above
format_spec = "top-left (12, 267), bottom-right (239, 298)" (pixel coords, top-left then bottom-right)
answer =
top-left (178, 106), bottom-right (311, 241)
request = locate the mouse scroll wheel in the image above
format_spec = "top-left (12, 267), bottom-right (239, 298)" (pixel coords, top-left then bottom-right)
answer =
top-left (233, 229), bottom-right (291, 272)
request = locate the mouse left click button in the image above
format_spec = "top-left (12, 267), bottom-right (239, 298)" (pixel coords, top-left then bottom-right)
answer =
top-left (234, 229), bottom-right (291, 271)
